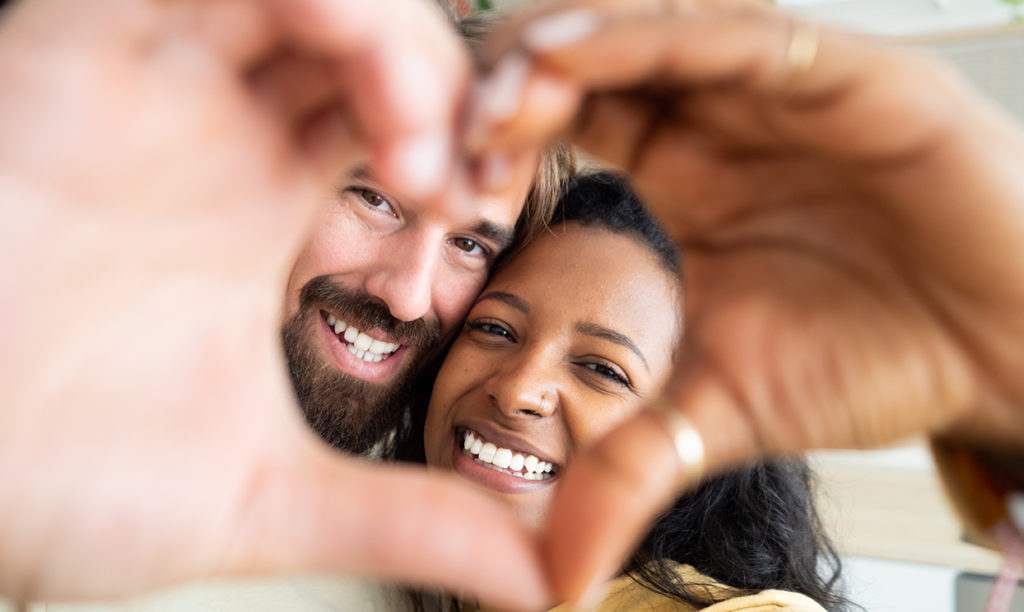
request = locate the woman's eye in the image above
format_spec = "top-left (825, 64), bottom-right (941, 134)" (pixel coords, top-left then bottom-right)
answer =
top-left (350, 187), bottom-right (396, 216)
top-left (466, 320), bottom-right (514, 341)
top-left (582, 362), bottom-right (631, 388)
top-left (451, 236), bottom-right (486, 257)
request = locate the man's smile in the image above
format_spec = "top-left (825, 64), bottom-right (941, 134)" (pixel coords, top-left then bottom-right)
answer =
top-left (323, 311), bottom-right (401, 363)
top-left (318, 309), bottom-right (410, 383)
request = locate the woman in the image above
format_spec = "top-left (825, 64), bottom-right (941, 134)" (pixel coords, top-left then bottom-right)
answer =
top-left (405, 172), bottom-right (849, 611)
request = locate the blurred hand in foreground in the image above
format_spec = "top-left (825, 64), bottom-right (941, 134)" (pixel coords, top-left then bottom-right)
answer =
top-left (0, 1), bottom-right (549, 608)
top-left (468, 0), bottom-right (1024, 603)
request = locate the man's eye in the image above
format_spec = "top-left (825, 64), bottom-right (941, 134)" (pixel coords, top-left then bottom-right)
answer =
top-left (350, 187), bottom-right (396, 216)
top-left (451, 236), bottom-right (486, 256)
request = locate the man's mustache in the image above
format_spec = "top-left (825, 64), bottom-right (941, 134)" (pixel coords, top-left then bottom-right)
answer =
top-left (299, 275), bottom-right (441, 348)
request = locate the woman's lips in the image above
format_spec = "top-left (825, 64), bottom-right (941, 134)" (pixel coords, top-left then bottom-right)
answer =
top-left (450, 427), bottom-right (559, 494)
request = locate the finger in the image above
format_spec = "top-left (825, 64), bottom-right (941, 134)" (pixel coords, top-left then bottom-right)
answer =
top-left (484, 5), bottom-right (963, 165)
top-left (469, 6), bottom-right (859, 156)
top-left (472, 0), bottom-right (664, 68)
top-left (267, 0), bottom-right (470, 200)
top-left (465, 54), bottom-right (582, 155)
top-left (235, 444), bottom-right (552, 611)
top-left (298, 104), bottom-right (364, 185)
top-left (471, 145), bottom-right (544, 200)
top-left (540, 366), bottom-right (756, 605)
top-left (249, 52), bottom-right (338, 124)
top-left (524, 10), bottom-right (798, 90)
top-left (182, 0), bottom-right (279, 68)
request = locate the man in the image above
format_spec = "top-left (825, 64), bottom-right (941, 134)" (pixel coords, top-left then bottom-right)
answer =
top-left (279, 6), bottom-right (574, 455)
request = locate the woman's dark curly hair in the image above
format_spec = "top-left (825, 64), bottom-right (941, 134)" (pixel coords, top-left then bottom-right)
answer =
top-left (398, 171), bottom-right (852, 611)
top-left (627, 460), bottom-right (849, 610)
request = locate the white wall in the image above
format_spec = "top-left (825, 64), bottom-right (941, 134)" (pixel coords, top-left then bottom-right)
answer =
top-left (778, 0), bottom-right (1020, 35)
top-left (843, 556), bottom-right (958, 612)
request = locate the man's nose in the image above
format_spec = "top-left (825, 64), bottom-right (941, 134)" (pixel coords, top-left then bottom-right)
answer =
top-left (363, 234), bottom-right (440, 323)
top-left (485, 350), bottom-right (560, 419)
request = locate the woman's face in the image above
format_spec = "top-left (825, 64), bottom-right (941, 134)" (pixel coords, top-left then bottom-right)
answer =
top-left (423, 222), bottom-right (681, 528)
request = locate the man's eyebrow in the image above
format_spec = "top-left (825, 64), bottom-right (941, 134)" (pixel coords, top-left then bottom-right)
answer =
top-left (575, 322), bottom-right (649, 371)
top-left (473, 220), bottom-right (515, 253)
top-left (346, 164), bottom-right (374, 183)
top-left (476, 291), bottom-right (529, 314)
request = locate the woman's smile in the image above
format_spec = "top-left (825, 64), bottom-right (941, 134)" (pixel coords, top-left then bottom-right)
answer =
top-left (447, 424), bottom-right (561, 494)
top-left (459, 427), bottom-right (558, 480)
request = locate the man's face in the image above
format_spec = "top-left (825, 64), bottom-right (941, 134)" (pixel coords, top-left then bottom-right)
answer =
top-left (282, 164), bottom-right (531, 452)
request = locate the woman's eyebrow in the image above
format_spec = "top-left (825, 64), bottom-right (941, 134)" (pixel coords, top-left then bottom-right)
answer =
top-left (575, 322), bottom-right (649, 371)
top-left (476, 291), bottom-right (529, 313)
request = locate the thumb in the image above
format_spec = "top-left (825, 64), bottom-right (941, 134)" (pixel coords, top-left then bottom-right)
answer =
top-left (539, 364), bottom-right (759, 605)
top-left (234, 443), bottom-right (552, 611)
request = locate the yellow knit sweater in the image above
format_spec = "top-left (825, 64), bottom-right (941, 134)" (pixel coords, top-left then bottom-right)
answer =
top-left (468, 561), bottom-right (827, 612)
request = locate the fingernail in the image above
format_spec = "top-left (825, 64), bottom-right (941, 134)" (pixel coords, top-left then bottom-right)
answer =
top-left (522, 9), bottom-right (602, 52)
top-left (476, 153), bottom-right (513, 193)
top-left (479, 51), bottom-right (530, 124)
top-left (390, 131), bottom-right (452, 197)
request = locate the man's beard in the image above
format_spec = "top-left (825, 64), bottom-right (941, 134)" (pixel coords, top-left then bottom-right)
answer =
top-left (281, 276), bottom-right (441, 454)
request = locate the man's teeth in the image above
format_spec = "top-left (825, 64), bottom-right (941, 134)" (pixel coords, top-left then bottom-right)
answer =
top-left (326, 313), bottom-right (399, 364)
top-left (462, 429), bottom-right (555, 480)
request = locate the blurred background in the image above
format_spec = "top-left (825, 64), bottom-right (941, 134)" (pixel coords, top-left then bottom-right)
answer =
top-left (466, 1), bottom-right (1024, 609)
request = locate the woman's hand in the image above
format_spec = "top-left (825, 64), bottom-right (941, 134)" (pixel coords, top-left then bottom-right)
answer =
top-left (470, 0), bottom-right (1024, 603)
top-left (0, 1), bottom-right (550, 608)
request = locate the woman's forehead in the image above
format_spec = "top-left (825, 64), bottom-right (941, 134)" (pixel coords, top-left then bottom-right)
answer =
top-left (496, 224), bottom-right (672, 290)
top-left (486, 225), bottom-right (680, 348)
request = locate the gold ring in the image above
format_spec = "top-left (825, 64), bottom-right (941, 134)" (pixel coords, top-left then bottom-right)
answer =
top-left (784, 20), bottom-right (819, 88)
top-left (649, 396), bottom-right (705, 491)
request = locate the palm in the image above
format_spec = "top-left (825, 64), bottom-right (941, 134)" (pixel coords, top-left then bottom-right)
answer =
top-left (0, 2), bottom-right (325, 595)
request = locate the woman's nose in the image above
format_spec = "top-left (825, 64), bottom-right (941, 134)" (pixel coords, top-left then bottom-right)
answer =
top-left (485, 353), bottom-right (559, 419)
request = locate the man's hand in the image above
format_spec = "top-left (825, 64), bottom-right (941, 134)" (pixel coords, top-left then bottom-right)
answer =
top-left (0, 1), bottom-right (549, 608)
top-left (470, 0), bottom-right (1024, 603)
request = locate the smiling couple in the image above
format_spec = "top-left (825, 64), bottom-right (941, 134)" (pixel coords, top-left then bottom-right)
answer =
top-left (281, 95), bottom-right (844, 610)
top-left (265, 4), bottom-right (846, 610)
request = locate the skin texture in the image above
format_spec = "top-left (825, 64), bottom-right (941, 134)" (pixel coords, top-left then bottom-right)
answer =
top-left (424, 223), bottom-right (679, 530)
top-left (467, 0), bottom-right (1024, 604)
top-left (0, 0), bottom-right (550, 608)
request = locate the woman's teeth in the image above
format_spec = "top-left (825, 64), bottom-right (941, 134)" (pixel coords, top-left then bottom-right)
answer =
top-left (462, 429), bottom-right (555, 480)
top-left (326, 313), bottom-right (399, 363)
